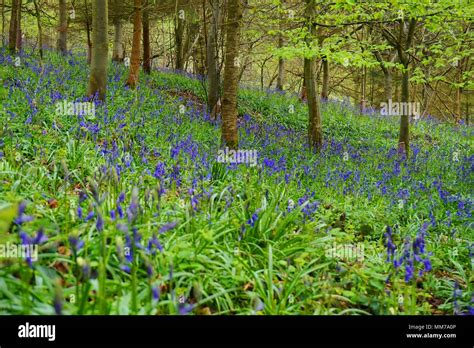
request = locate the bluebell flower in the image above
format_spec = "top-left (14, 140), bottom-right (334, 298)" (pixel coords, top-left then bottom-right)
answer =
top-left (247, 210), bottom-right (260, 227)
top-left (118, 192), bottom-right (125, 204)
top-left (117, 205), bottom-right (124, 219)
top-left (147, 233), bottom-right (163, 254)
top-left (96, 214), bottom-right (104, 232)
top-left (14, 201), bottom-right (33, 225)
top-left (159, 222), bottom-right (178, 233)
top-left (152, 285), bottom-right (160, 301)
top-left (154, 162), bottom-right (166, 179)
top-left (120, 264), bottom-right (131, 273)
top-left (54, 293), bottom-right (62, 315)
top-left (384, 226), bottom-right (396, 263)
top-left (84, 211), bottom-right (95, 221)
top-left (77, 206), bottom-right (83, 220)
top-left (178, 302), bottom-right (195, 315)
top-left (68, 236), bottom-right (84, 254)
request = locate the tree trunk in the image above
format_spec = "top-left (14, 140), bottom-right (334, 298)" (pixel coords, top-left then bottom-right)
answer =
top-left (455, 66), bottom-right (462, 124)
top-left (126, 0), bottom-right (142, 89)
top-left (175, 6), bottom-right (185, 70)
top-left (1, 0), bottom-right (5, 46)
top-left (193, 30), bottom-right (206, 76)
top-left (207, 0), bottom-right (220, 117)
top-left (221, 0), bottom-right (243, 149)
top-left (87, 0), bottom-right (108, 101)
top-left (398, 67), bottom-right (410, 154)
top-left (15, 0), bottom-right (21, 51)
top-left (112, 17), bottom-right (123, 62)
top-left (321, 56), bottom-right (329, 99)
top-left (305, 58), bottom-right (322, 151)
top-left (84, 0), bottom-right (92, 64)
top-left (305, 0), bottom-right (322, 151)
top-left (384, 69), bottom-right (392, 102)
top-left (33, 0), bottom-right (43, 59)
top-left (360, 65), bottom-right (366, 113)
top-left (276, 23), bottom-right (285, 90)
top-left (8, 0), bottom-right (19, 53)
top-left (58, 0), bottom-right (67, 54)
top-left (142, 1), bottom-right (151, 74)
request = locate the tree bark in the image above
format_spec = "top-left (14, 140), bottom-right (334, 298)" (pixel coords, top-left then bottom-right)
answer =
top-left (15, 0), bottom-right (21, 51)
top-left (1, 0), bottom-right (5, 46)
top-left (142, 1), bottom-right (151, 74)
top-left (221, 0), bottom-right (243, 149)
top-left (207, 0), bottom-right (220, 118)
top-left (321, 56), bottom-right (329, 99)
top-left (305, 0), bottom-right (322, 151)
top-left (87, 0), bottom-right (108, 101)
top-left (8, 0), bottom-right (19, 53)
top-left (112, 17), bottom-right (123, 62)
top-left (398, 67), bottom-right (410, 154)
top-left (58, 0), bottom-right (67, 54)
top-left (126, 0), bottom-right (142, 89)
top-left (33, 0), bottom-right (43, 59)
top-left (193, 29), bottom-right (206, 76)
top-left (175, 4), bottom-right (185, 70)
top-left (276, 5), bottom-right (285, 91)
top-left (384, 69), bottom-right (392, 102)
top-left (360, 65), bottom-right (366, 113)
top-left (84, 0), bottom-right (92, 64)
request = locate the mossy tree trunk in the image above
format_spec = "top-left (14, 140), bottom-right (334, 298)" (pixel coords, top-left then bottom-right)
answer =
top-left (207, 0), bottom-right (220, 118)
top-left (87, 0), bottom-right (108, 101)
top-left (221, 0), bottom-right (243, 149)
top-left (304, 0), bottom-right (323, 152)
top-left (58, 0), bottom-right (67, 54)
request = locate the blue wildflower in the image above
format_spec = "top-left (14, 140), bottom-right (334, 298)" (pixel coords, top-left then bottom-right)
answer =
top-left (159, 221), bottom-right (178, 233)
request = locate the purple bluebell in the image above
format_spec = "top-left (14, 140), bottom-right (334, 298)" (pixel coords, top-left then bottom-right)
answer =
top-left (159, 222), bottom-right (178, 233)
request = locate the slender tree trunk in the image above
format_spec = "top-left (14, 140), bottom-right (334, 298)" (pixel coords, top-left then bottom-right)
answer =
top-left (207, 0), bottom-right (220, 118)
top-left (126, 0), bottom-right (142, 89)
top-left (84, 0), bottom-right (92, 64)
top-left (305, 0), bottom-right (322, 151)
top-left (112, 17), bottom-right (123, 62)
top-left (8, 0), bottom-right (19, 53)
top-left (15, 0), bottom-right (21, 51)
top-left (33, 0), bottom-right (43, 59)
top-left (384, 69), bottom-right (392, 102)
top-left (142, 1), bottom-right (151, 74)
top-left (399, 66), bottom-right (410, 154)
top-left (175, 5), bottom-right (185, 71)
top-left (87, 0), bottom-right (108, 101)
top-left (1, 0), bottom-right (4, 46)
top-left (276, 56), bottom-right (285, 91)
top-left (360, 65), bottom-right (366, 113)
top-left (455, 65), bottom-right (462, 124)
top-left (58, 0), bottom-right (67, 54)
top-left (276, 0), bottom-right (286, 91)
top-left (394, 70), bottom-right (399, 101)
top-left (276, 16), bottom-right (285, 90)
top-left (221, 0), bottom-right (243, 149)
top-left (193, 29), bottom-right (206, 76)
top-left (321, 56), bottom-right (329, 99)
